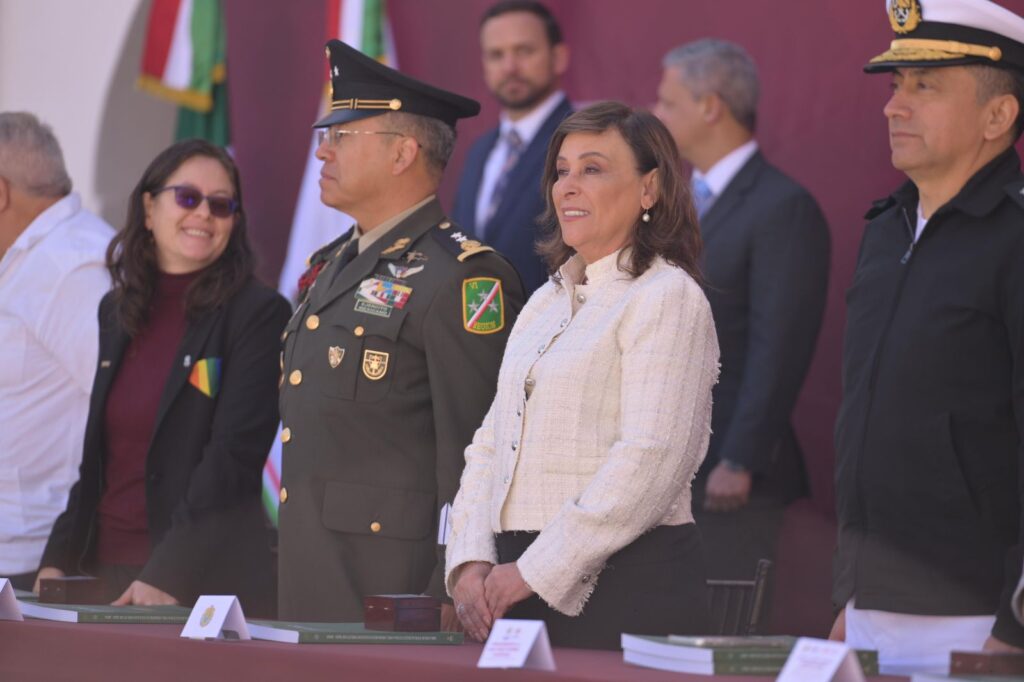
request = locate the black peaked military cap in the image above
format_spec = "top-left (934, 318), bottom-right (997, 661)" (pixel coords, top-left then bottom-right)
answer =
top-left (313, 39), bottom-right (481, 129)
top-left (865, 0), bottom-right (1024, 73)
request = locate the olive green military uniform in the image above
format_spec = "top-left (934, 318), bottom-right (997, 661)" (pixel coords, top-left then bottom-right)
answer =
top-left (277, 198), bottom-right (525, 621)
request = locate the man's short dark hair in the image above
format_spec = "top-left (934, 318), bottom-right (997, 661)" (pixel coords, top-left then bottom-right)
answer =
top-left (480, 1), bottom-right (563, 46)
top-left (971, 65), bottom-right (1024, 142)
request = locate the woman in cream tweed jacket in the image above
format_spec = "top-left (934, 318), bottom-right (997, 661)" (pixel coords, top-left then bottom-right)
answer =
top-left (446, 102), bottom-right (720, 649)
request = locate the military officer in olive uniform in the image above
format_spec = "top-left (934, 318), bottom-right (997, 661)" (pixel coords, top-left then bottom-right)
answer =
top-left (278, 40), bottom-right (526, 623)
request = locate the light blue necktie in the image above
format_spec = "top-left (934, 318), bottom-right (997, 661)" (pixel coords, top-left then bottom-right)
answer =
top-left (692, 176), bottom-right (715, 219)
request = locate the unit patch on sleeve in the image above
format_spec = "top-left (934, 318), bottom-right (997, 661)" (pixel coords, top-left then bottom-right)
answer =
top-left (462, 277), bottom-right (505, 334)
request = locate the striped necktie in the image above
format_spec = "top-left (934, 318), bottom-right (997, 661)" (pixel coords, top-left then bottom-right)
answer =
top-left (481, 128), bottom-right (524, 238)
top-left (692, 176), bottom-right (715, 219)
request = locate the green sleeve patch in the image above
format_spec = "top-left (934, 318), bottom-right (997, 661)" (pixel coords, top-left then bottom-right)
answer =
top-left (462, 277), bottom-right (505, 334)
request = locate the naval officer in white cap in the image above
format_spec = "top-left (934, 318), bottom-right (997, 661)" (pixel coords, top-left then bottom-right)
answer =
top-left (831, 0), bottom-right (1024, 672)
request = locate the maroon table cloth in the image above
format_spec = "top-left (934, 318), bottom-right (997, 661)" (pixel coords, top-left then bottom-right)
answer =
top-left (0, 620), bottom-right (909, 681)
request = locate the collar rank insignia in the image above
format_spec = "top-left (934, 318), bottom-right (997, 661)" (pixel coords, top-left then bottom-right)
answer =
top-left (381, 237), bottom-right (411, 256)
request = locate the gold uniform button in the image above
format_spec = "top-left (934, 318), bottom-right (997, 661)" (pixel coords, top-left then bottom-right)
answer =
top-left (289, 369), bottom-right (303, 385)
top-left (306, 314), bottom-right (320, 330)
top-left (370, 521), bottom-right (382, 533)
top-left (279, 487), bottom-right (288, 504)
top-left (354, 326), bottom-right (365, 337)
top-left (281, 427), bottom-right (292, 443)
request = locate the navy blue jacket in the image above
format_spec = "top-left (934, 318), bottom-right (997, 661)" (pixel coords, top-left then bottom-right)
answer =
top-left (452, 96), bottom-right (573, 295)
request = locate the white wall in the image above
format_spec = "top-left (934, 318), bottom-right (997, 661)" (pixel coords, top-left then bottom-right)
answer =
top-left (0, 0), bottom-right (177, 227)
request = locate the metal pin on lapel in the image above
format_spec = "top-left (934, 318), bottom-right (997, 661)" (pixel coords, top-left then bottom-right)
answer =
top-left (183, 354), bottom-right (192, 368)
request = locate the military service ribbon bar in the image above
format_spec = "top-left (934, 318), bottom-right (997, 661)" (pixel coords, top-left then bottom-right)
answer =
top-left (189, 357), bottom-right (222, 398)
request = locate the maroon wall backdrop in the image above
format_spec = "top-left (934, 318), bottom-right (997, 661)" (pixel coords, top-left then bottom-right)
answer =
top-left (222, 1), bottom-right (1017, 636)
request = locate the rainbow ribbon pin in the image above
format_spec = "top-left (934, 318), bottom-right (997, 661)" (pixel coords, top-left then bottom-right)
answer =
top-left (189, 357), bottom-right (222, 398)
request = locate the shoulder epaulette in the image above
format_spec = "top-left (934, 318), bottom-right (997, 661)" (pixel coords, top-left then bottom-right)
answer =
top-left (864, 195), bottom-right (897, 221)
top-left (1005, 180), bottom-right (1024, 212)
top-left (431, 219), bottom-right (496, 262)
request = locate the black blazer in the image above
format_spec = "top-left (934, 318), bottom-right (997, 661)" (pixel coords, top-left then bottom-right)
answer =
top-left (41, 277), bottom-right (291, 616)
top-left (452, 95), bottom-right (573, 295)
top-left (698, 151), bottom-right (830, 502)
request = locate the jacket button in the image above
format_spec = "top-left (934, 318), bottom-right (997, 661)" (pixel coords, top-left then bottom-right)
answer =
top-left (306, 314), bottom-right (320, 330)
top-left (503, 476), bottom-right (510, 485)
top-left (281, 427), bottom-right (292, 443)
top-left (289, 370), bottom-right (303, 385)
top-left (279, 487), bottom-right (288, 504)
top-left (576, 293), bottom-right (586, 304)
top-left (370, 521), bottom-right (382, 533)
top-left (511, 440), bottom-right (518, 451)
top-left (525, 377), bottom-right (535, 388)
top-left (354, 326), bottom-right (365, 337)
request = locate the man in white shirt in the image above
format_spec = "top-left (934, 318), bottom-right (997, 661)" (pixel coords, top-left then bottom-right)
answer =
top-left (0, 112), bottom-right (114, 589)
top-left (654, 40), bottom-right (831, 585)
top-left (452, 0), bottom-right (573, 294)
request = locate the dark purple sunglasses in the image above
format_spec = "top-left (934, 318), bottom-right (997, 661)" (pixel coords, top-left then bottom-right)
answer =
top-left (152, 185), bottom-right (239, 219)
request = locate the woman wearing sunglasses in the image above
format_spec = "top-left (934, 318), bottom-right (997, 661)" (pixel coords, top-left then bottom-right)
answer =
top-left (36, 139), bottom-right (290, 616)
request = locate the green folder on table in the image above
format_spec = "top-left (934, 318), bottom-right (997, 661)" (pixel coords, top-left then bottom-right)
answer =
top-left (247, 620), bottom-right (463, 645)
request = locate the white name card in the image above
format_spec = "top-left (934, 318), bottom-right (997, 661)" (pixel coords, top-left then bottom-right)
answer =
top-left (0, 579), bottom-right (23, 621)
top-left (478, 619), bottom-right (555, 671)
top-left (180, 595), bottom-right (249, 641)
top-left (777, 637), bottom-right (867, 682)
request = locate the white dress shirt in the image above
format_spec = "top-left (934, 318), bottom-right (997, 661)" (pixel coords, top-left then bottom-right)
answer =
top-left (446, 250), bottom-right (720, 615)
top-left (0, 193), bottom-right (113, 574)
top-left (692, 139), bottom-right (759, 198)
top-left (474, 90), bottom-right (567, 230)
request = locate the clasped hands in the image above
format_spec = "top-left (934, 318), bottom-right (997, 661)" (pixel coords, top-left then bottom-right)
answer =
top-left (451, 561), bottom-right (533, 642)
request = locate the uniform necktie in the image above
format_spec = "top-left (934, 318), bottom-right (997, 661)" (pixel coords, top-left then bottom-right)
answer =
top-left (481, 128), bottom-right (524, 239)
top-left (692, 176), bottom-right (715, 219)
top-left (328, 238), bottom-right (359, 288)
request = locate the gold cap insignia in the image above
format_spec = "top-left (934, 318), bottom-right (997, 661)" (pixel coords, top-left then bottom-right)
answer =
top-left (362, 349), bottom-right (389, 380)
top-left (328, 346), bottom-right (345, 369)
top-left (889, 0), bottom-right (922, 34)
top-left (460, 239), bottom-right (482, 252)
top-left (381, 237), bottom-right (411, 255)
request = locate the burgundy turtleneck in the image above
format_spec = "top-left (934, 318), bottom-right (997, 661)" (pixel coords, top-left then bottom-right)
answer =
top-left (95, 270), bottom-right (197, 567)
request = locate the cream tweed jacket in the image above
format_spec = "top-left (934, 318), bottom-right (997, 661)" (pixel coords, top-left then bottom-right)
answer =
top-left (445, 249), bottom-right (720, 616)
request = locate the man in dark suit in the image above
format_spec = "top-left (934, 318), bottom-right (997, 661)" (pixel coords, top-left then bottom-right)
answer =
top-left (277, 40), bottom-right (525, 625)
top-left (452, 0), bottom-right (572, 294)
top-left (654, 39), bottom-right (830, 581)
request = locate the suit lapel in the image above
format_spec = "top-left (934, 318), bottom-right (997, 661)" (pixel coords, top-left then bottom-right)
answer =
top-left (91, 307), bottom-right (131, 419)
top-left (700, 151), bottom-right (765, 241)
top-left (150, 307), bottom-right (220, 438)
top-left (463, 129), bottom-right (500, 234)
top-left (310, 199), bottom-right (445, 315)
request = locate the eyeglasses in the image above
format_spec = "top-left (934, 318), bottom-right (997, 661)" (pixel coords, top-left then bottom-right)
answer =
top-left (316, 128), bottom-right (409, 148)
top-left (152, 185), bottom-right (239, 219)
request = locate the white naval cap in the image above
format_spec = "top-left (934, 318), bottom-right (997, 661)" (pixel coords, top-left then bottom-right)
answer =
top-left (866, 0), bottom-right (1024, 73)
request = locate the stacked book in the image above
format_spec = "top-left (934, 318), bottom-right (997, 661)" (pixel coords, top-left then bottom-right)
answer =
top-left (247, 620), bottom-right (463, 645)
top-left (15, 591), bottom-right (190, 624)
top-left (621, 634), bottom-right (880, 676)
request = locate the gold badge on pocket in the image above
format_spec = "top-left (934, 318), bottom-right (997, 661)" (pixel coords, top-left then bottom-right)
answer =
top-left (362, 349), bottom-right (389, 380)
top-left (328, 346), bottom-right (345, 369)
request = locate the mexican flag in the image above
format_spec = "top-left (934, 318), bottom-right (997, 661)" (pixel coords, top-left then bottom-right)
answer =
top-left (263, 0), bottom-right (397, 526)
top-left (138, 0), bottom-right (229, 145)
